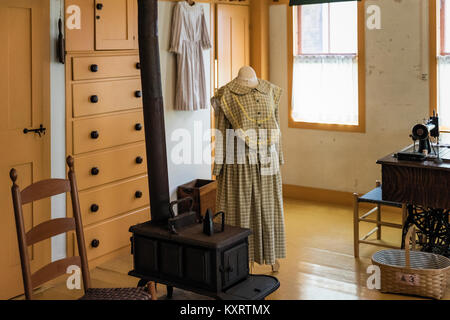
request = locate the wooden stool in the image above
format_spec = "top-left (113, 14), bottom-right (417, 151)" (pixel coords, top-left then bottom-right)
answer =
top-left (353, 181), bottom-right (407, 258)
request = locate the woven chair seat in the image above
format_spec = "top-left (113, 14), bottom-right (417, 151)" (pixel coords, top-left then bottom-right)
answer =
top-left (79, 287), bottom-right (152, 300)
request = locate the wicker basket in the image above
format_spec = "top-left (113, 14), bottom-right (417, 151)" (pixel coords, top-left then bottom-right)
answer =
top-left (372, 226), bottom-right (450, 299)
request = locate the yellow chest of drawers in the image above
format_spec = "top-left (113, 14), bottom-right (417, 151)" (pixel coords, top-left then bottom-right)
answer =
top-left (66, 28), bottom-right (150, 267)
top-left (65, 0), bottom-right (148, 267)
top-left (66, 51), bottom-right (149, 266)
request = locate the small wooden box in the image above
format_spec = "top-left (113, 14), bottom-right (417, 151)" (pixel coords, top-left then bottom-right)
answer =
top-left (177, 179), bottom-right (217, 217)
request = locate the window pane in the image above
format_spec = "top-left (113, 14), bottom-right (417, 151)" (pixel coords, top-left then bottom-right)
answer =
top-left (299, 2), bottom-right (357, 55)
top-left (291, 55), bottom-right (359, 125)
top-left (438, 57), bottom-right (450, 128)
top-left (300, 4), bottom-right (326, 54)
top-left (445, 1), bottom-right (450, 53)
top-left (329, 3), bottom-right (357, 54)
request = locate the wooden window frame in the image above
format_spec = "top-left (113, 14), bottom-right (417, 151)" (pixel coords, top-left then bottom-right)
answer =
top-left (430, 0), bottom-right (450, 132)
top-left (287, 1), bottom-right (366, 133)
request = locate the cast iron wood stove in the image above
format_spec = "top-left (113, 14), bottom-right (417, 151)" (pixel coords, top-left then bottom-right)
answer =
top-left (128, 0), bottom-right (280, 300)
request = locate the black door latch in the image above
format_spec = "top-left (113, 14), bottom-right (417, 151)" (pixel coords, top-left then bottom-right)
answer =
top-left (23, 124), bottom-right (46, 137)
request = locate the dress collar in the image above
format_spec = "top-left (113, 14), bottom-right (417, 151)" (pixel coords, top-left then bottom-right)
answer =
top-left (227, 78), bottom-right (271, 95)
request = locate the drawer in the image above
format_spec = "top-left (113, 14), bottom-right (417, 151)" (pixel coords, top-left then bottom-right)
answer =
top-left (78, 176), bottom-right (149, 226)
top-left (72, 79), bottom-right (142, 117)
top-left (82, 208), bottom-right (149, 261)
top-left (72, 55), bottom-right (140, 81)
top-left (75, 143), bottom-right (147, 190)
top-left (73, 111), bottom-right (144, 154)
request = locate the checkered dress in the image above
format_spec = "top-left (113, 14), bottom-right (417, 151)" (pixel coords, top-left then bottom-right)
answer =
top-left (212, 79), bottom-right (286, 265)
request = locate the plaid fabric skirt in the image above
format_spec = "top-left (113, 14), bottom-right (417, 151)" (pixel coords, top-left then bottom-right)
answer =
top-left (216, 163), bottom-right (286, 265)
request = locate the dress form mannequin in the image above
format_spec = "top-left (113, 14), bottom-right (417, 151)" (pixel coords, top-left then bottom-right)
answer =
top-left (236, 66), bottom-right (281, 272)
top-left (235, 66), bottom-right (259, 88)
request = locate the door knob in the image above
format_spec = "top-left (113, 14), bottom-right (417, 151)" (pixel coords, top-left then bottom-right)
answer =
top-left (135, 90), bottom-right (142, 98)
top-left (135, 123), bottom-right (142, 131)
top-left (90, 204), bottom-right (99, 212)
top-left (91, 239), bottom-right (100, 248)
top-left (135, 156), bottom-right (143, 164)
top-left (91, 167), bottom-right (100, 175)
top-left (136, 62), bottom-right (141, 69)
top-left (90, 64), bottom-right (99, 72)
top-left (90, 95), bottom-right (99, 103)
top-left (90, 131), bottom-right (99, 139)
top-left (135, 191), bottom-right (143, 199)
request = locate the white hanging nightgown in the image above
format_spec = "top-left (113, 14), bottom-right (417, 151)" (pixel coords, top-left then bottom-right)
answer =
top-left (170, 2), bottom-right (212, 111)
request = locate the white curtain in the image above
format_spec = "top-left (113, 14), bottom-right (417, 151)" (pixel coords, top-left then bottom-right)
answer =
top-left (438, 56), bottom-right (450, 129)
top-left (291, 55), bottom-right (359, 125)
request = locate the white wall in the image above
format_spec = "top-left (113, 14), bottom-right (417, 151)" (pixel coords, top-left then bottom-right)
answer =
top-left (158, 1), bottom-right (212, 199)
top-left (50, 0), bottom-right (66, 261)
top-left (269, 0), bottom-right (430, 194)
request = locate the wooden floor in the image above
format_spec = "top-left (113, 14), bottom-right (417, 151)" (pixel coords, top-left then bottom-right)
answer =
top-left (19, 198), bottom-right (450, 300)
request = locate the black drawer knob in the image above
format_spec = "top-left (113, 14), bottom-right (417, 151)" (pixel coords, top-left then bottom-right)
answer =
top-left (90, 95), bottom-right (99, 103)
top-left (135, 191), bottom-right (143, 199)
top-left (90, 204), bottom-right (99, 212)
top-left (135, 156), bottom-right (143, 164)
top-left (135, 123), bottom-right (142, 131)
top-left (91, 239), bottom-right (100, 248)
top-left (96, 3), bottom-right (103, 10)
top-left (91, 167), bottom-right (100, 176)
top-left (90, 64), bottom-right (99, 72)
top-left (90, 131), bottom-right (99, 139)
top-left (136, 62), bottom-right (141, 69)
top-left (135, 90), bottom-right (142, 98)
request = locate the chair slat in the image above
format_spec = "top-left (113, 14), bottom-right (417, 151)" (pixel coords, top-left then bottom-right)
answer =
top-left (21, 179), bottom-right (70, 204)
top-left (26, 218), bottom-right (76, 246)
top-left (31, 256), bottom-right (81, 289)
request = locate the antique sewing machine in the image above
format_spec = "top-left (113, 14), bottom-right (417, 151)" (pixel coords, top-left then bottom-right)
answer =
top-left (396, 112), bottom-right (450, 163)
top-left (378, 112), bottom-right (450, 257)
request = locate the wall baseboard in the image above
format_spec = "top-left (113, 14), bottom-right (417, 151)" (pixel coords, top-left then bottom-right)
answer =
top-left (283, 184), bottom-right (354, 206)
top-left (282, 184), bottom-right (403, 214)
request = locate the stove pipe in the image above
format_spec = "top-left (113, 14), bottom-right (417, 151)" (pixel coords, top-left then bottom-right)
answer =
top-left (137, 0), bottom-right (171, 224)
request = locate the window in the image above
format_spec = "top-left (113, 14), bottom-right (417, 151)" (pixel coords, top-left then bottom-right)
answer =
top-left (434, 0), bottom-right (450, 131)
top-left (288, 2), bottom-right (365, 132)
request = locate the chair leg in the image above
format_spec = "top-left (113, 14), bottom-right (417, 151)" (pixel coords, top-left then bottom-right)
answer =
top-left (147, 281), bottom-right (157, 300)
top-left (353, 193), bottom-right (360, 258)
top-left (376, 204), bottom-right (381, 240)
top-left (401, 203), bottom-right (407, 226)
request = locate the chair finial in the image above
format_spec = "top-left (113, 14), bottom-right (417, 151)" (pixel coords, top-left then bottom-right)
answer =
top-left (66, 156), bottom-right (74, 170)
top-left (9, 168), bottom-right (17, 183)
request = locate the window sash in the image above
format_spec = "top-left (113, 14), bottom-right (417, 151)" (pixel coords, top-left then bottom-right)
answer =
top-left (287, 2), bottom-right (365, 132)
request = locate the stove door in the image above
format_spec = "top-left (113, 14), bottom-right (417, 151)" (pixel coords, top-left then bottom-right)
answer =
top-left (222, 242), bottom-right (249, 289)
top-left (220, 275), bottom-right (280, 300)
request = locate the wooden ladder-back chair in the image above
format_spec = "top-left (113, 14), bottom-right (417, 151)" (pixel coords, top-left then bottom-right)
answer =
top-left (10, 156), bottom-right (156, 300)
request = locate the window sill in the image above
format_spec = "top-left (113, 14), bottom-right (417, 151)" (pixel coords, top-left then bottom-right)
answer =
top-left (288, 118), bottom-right (366, 133)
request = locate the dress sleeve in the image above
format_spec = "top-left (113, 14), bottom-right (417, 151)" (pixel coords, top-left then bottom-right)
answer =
top-left (169, 3), bottom-right (183, 54)
top-left (212, 96), bottom-right (227, 176)
top-left (200, 8), bottom-right (212, 50)
top-left (273, 86), bottom-right (284, 165)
